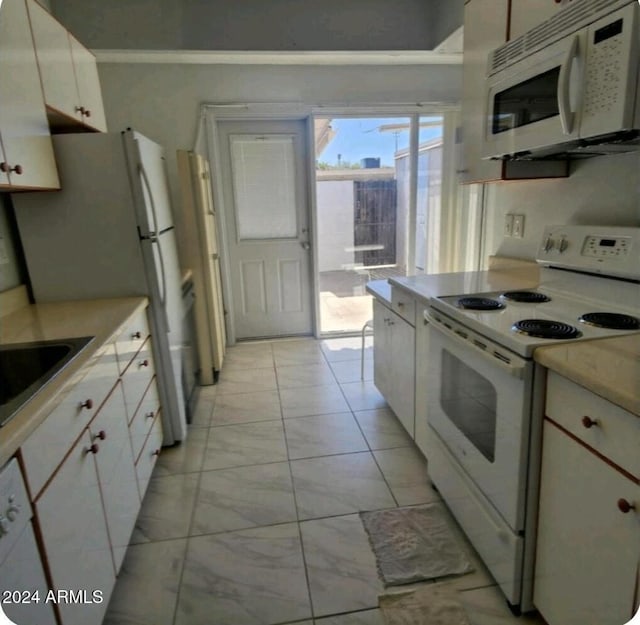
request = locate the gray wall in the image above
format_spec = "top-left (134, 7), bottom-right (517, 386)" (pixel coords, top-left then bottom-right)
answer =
top-left (97, 62), bottom-right (462, 210)
top-left (0, 196), bottom-right (26, 292)
top-left (50, 0), bottom-right (462, 51)
top-left (485, 151), bottom-right (640, 261)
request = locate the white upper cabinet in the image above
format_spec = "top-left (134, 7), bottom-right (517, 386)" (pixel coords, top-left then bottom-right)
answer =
top-left (27, 0), bottom-right (107, 132)
top-left (509, 0), bottom-right (569, 40)
top-left (68, 34), bottom-right (107, 132)
top-left (459, 0), bottom-right (508, 184)
top-left (0, 0), bottom-right (59, 190)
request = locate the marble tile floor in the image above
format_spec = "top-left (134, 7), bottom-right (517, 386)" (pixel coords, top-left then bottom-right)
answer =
top-left (104, 337), bottom-right (547, 625)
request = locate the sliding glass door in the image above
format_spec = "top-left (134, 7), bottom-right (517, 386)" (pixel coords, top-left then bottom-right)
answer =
top-left (313, 111), bottom-right (482, 335)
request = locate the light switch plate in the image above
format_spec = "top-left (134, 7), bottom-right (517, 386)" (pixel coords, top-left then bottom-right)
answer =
top-left (512, 215), bottom-right (525, 239)
top-left (504, 215), bottom-right (514, 237)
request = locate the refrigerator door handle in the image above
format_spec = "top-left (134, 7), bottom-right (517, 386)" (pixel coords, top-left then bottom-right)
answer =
top-left (139, 163), bottom-right (170, 330)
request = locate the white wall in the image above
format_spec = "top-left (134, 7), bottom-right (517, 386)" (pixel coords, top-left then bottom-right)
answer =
top-left (49, 0), bottom-right (458, 51)
top-left (316, 181), bottom-right (354, 272)
top-left (485, 151), bottom-right (640, 261)
top-left (96, 62), bottom-right (462, 212)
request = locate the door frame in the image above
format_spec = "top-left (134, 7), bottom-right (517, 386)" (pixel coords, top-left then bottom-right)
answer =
top-left (201, 103), bottom-right (467, 343)
top-left (203, 104), bottom-right (319, 344)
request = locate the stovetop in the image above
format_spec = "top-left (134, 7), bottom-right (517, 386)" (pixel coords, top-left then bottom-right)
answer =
top-left (429, 226), bottom-right (640, 358)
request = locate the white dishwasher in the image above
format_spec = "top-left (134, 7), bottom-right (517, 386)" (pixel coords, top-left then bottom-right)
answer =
top-left (0, 458), bottom-right (56, 625)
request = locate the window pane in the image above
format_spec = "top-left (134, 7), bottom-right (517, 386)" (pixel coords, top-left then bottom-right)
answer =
top-left (230, 134), bottom-right (297, 240)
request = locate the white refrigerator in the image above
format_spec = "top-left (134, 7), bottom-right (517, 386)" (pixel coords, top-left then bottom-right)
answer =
top-left (13, 130), bottom-right (187, 445)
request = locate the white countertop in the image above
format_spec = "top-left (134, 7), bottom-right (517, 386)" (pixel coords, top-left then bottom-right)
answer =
top-left (0, 296), bottom-right (148, 467)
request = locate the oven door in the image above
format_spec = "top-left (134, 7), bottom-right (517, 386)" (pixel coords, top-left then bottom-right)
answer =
top-left (426, 315), bottom-right (533, 530)
top-left (483, 32), bottom-right (585, 159)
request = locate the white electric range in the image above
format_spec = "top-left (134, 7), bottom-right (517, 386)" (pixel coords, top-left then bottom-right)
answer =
top-left (423, 225), bottom-right (640, 614)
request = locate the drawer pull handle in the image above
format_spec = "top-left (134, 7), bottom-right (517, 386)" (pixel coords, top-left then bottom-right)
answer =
top-left (145, 411), bottom-right (155, 419)
top-left (152, 449), bottom-right (161, 457)
top-left (94, 430), bottom-right (107, 441)
top-left (617, 499), bottom-right (635, 514)
top-left (132, 331), bottom-right (142, 339)
top-left (0, 162), bottom-right (23, 175)
top-left (581, 416), bottom-right (598, 429)
top-left (139, 359), bottom-right (149, 368)
top-left (86, 443), bottom-right (99, 455)
top-left (81, 399), bottom-right (94, 410)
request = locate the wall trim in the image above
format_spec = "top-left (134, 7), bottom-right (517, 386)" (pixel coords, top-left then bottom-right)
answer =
top-left (93, 49), bottom-right (463, 66)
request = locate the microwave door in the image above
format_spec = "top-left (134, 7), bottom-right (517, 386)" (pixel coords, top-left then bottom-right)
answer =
top-left (483, 34), bottom-right (584, 159)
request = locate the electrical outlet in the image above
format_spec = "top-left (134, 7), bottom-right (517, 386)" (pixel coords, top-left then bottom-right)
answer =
top-left (504, 215), bottom-right (514, 237)
top-left (512, 214), bottom-right (525, 239)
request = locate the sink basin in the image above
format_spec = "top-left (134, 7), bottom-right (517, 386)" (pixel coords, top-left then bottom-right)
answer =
top-left (0, 336), bottom-right (94, 428)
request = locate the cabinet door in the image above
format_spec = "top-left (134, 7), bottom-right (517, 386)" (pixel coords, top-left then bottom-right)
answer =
top-left (89, 384), bottom-right (140, 574)
top-left (459, 0), bottom-right (508, 184)
top-left (373, 299), bottom-right (392, 402)
top-left (534, 421), bottom-right (640, 625)
top-left (27, 0), bottom-right (81, 124)
top-left (0, 0), bottom-right (58, 189)
top-left (34, 430), bottom-right (114, 625)
top-left (69, 35), bottom-right (107, 132)
top-left (414, 312), bottom-right (430, 456)
top-left (509, 0), bottom-right (566, 40)
top-left (389, 312), bottom-right (416, 438)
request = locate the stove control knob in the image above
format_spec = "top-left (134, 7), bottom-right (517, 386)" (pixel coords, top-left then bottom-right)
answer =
top-left (558, 237), bottom-right (569, 253)
top-left (543, 236), bottom-right (555, 252)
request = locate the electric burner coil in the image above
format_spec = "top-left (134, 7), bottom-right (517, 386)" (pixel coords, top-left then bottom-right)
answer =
top-left (579, 312), bottom-right (640, 330)
top-left (513, 319), bottom-right (582, 340)
top-left (457, 297), bottom-right (505, 311)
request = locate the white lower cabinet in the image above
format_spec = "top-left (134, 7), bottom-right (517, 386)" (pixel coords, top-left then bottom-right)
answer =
top-left (18, 305), bottom-right (162, 625)
top-left (89, 383), bottom-right (140, 573)
top-left (373, 296), bottom-right (416, 437)
top-left (34, 430), bottom-right (114, 625)
top-left (534, 418), bottom-right (640, 625)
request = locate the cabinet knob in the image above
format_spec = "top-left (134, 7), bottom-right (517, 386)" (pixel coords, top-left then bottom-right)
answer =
top-left (397, 302), bottom-right (405, 308)
top-left (152, 449), bottom-right (161, 457)
top-left (75, 105), bottom-right (85, 114)
top-left (94, 430), bottom-right (107, 441)
top-left (139, 359), bottom-right (149, 368)
top-left (0, 162), bottom-right (23, 175)
top-left (132, 331), bottom-right (142, 339)
top-left (83, 109), bottom-right (91, 118)
top-left (145, 411), bottom-right (155, 419)
top-left (81, 398), bottom-right (94, 410)
top-left (581, 416), bottom-right (598, 429)
top-left (85, 443), bottom-right (99, 455)
top-left (617, 499), bottom-right (635, 514)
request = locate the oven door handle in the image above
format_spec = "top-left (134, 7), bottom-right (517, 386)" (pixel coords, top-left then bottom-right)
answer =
top-left (424, 312), bottom-right (527, 380)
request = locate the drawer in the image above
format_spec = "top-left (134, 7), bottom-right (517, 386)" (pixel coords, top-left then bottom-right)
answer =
top-left (121, 338), bottom-right (155, 423)
top-left (135, 413), bottom-right (163, 500)
top-left (391, 287), bottom-right (416, 326)
top-left (546, 372), bottom-right (640, 478)
top-left (114, 307), bottom-right (149, 375)
top-left (129, 378), bottom-right (160, 461)
top-left (22, 344), bottom-right (119, 498)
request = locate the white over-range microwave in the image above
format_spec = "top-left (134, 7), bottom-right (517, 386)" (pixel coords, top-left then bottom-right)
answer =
top-left (483, 0), bottom-right (640, 160)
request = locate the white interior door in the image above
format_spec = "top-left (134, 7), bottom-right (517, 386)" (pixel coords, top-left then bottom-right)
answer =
top-left (218, 119), bottom-right (313, 339)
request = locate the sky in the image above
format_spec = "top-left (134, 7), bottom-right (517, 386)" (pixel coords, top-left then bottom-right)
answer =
top-left (318, 117), bottom-right (443, 168)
